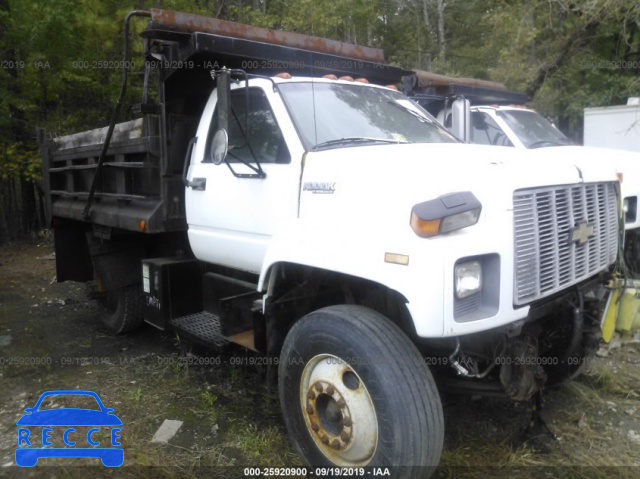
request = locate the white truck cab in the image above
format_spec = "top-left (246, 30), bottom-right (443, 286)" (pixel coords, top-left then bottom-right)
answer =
top-left (187, 75), bottom-right (619, 339)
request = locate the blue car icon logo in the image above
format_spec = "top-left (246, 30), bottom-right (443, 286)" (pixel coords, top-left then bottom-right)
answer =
top-left (16, 390), bottom-right (123, 467)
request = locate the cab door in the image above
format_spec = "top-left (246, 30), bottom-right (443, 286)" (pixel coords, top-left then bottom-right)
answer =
top-left (185, 82), bottom-right (303, 273)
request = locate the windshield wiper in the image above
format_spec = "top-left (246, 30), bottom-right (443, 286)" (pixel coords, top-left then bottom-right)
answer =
top-left (386, 100), bottom-right (432, 124)
top-left (312, 137), bottom-right (410, 151)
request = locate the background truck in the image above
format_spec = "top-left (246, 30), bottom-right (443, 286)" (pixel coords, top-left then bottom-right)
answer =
top-left (40, 10), bottom-right (622, 475)
top-left (406, 69), bottom-right (640, 274)
top-left (584, 99), bottom-right (640, 152)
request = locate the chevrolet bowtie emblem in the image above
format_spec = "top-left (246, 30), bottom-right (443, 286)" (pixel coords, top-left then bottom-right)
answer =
top-left (570, 222), bottom-right (594, 245)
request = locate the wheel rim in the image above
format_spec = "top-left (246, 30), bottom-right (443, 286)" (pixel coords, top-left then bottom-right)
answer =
top-left (300, 354), bottom-right (378, 466)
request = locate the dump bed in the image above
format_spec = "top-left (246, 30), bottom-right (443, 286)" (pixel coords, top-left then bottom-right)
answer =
top-left (40, 115), bottom-right (190, 233)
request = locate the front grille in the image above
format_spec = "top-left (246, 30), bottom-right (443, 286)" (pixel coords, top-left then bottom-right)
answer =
top-left (513, 182), bottom-right (618, 305)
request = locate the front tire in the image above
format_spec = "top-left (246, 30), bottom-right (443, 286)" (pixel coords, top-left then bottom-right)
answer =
top-left (278, 305), bottom-right (443, 477)
top-left (98, 284), bottom-right (144, 334)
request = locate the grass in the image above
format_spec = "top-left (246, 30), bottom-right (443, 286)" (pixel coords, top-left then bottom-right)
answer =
top-left (93, 348), bottom-right (299, 472)
top-left (575, 367), bottom-right (622, 397)
top-left (129, 387), bottom-right (143, 402)
top-left (227, 423), bottom-right (300, 467)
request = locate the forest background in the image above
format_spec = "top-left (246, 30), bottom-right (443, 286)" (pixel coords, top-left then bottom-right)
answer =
top-left (1, 0), bottom-right (639, 243)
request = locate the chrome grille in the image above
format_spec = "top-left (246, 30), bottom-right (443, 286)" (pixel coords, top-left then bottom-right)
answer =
top-left (514, 182), bottom-right (618, 305)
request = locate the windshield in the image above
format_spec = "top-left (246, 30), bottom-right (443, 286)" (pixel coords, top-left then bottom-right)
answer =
top-left (277, 82), bottom-right (457, 151)
top-left (497, 109), bottom-right (574, 148)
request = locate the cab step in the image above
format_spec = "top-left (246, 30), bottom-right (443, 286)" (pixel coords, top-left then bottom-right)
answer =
top-left (170, 312), bottom-right (229, 349)
top-left (170, 311), bottom-right (257, 351)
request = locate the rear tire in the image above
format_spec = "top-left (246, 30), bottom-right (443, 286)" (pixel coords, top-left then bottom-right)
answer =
top-left (98, 284), bottom-right (144, 334)
top-left (278, 305), bottom-right (443, 477)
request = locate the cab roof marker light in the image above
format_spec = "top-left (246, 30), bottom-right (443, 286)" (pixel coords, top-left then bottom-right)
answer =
top-left (410, 191), bottom-right (482, 238)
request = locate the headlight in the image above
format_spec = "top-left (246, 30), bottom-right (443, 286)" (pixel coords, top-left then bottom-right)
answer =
top-left (455, 260), bottom-right (482, 299)
top-left (410, 191), bottom-right (482, 238)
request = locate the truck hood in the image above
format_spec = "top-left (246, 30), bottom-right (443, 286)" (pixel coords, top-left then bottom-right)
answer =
top-left (567, 145), bottom-right (640, 179)
top-left (303, 142), bottom-right (618, 198)
top-left (299, 142), bottom-right (619, 238)
top-left (513, 144), bottom-right (620, 182)
top-left (527, 145), bottom-right (639, 179)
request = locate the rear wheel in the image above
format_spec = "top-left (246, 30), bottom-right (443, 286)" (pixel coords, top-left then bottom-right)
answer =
top-left (278, 305), bottom-right (443, 477)
top-left (98, 284), bottom-right (145, 334)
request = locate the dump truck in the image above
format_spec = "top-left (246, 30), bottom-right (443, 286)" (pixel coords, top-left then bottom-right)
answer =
top-left (40, 10), bottom-right (623, 476)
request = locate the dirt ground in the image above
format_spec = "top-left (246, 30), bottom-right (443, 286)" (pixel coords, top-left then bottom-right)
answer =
top-left (1, 237), bottom-right (639, 478)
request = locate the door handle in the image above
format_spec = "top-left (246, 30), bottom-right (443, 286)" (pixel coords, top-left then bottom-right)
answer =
top-left (190, 177), bottom-right (206, 190)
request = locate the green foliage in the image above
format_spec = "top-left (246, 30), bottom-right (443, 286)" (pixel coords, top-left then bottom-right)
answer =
top-left (201, 390), bottom-right (218, 406)
top-left (0, 142), bottom-right (40, 182)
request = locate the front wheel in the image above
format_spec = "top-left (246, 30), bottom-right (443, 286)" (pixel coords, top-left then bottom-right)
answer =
top-left (278, 305), bottom-right (443, 477)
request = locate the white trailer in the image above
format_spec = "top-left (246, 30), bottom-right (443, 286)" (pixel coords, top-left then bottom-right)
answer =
top-left (584, 101), bottom-right (640, 152)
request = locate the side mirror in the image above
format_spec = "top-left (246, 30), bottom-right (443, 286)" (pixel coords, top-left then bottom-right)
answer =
top-left (211, 129), bottom-right (229, 165)
top-left (451, 97), bottom-right (471, 143)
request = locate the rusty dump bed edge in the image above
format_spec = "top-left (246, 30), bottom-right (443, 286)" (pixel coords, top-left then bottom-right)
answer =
top-left (151, 9), bottom-right (385, 63)
top-left (413, 69), bottom-right (508, 91)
